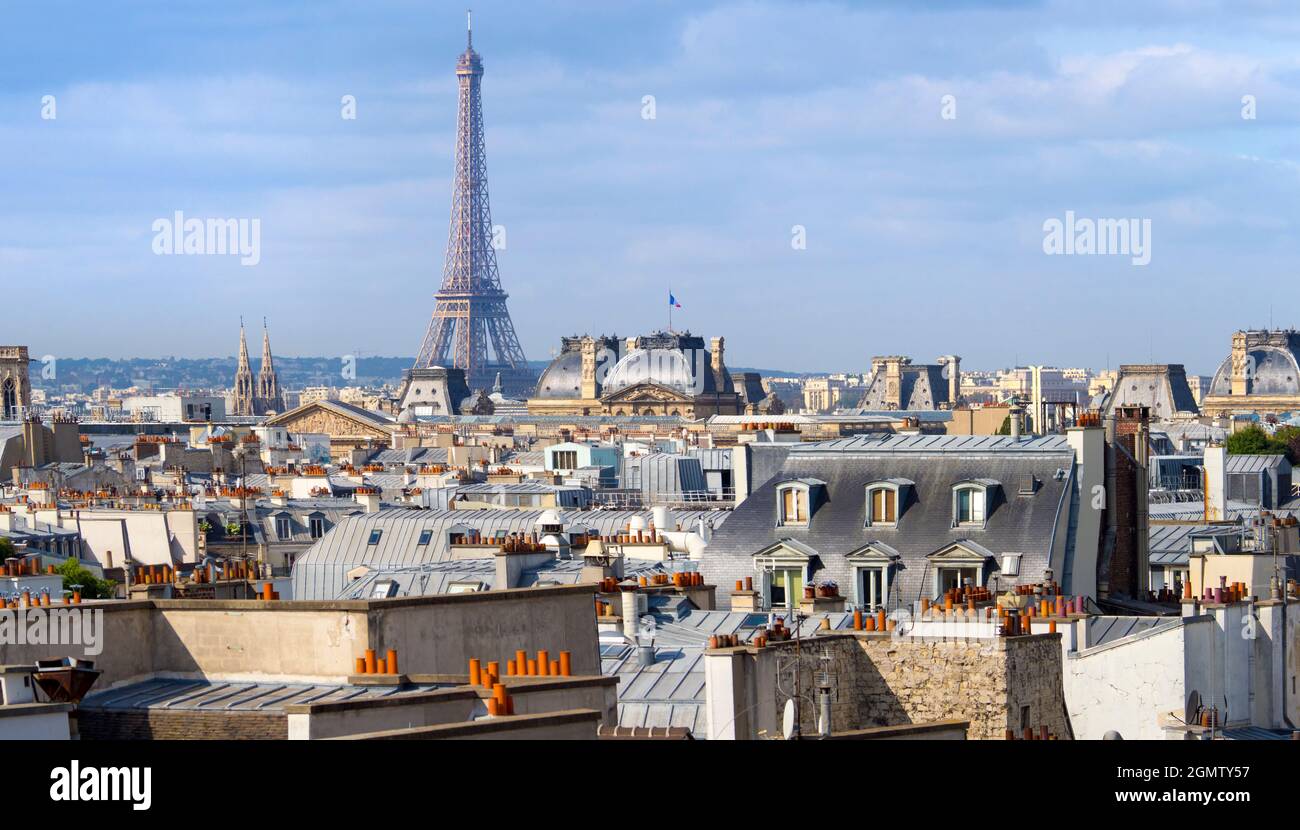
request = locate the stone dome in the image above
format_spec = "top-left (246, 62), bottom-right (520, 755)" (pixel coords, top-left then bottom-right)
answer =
top-left (1209, 344), bottom-right (1300, 397)
top-left (534, 350), bottom-right (584, 399)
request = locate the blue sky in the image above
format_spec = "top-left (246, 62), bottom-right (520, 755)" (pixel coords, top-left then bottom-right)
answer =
top-left (4, 0), bottom-right (1300, 374)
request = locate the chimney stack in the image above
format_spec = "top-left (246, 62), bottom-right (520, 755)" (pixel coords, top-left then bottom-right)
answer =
top-left (355, 488), bottom-right (382, 514)
top-left (1203, 444), bottom-right (1228, 522)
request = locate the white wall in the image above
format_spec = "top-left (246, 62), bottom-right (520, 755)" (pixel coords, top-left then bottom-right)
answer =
top-left (0, 709), bottom-right (70, 739)
top-left (1063, 618), bottom-right (1192, 740)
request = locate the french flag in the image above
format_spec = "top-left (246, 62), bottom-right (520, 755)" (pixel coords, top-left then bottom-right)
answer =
top-left (669, 293), bottom-right (681, 308)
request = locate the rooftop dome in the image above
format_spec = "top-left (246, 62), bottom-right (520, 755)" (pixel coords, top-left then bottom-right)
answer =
top-left (603, 349), bottom-right (696, 395)
top-left (534, 350), bottom-right (584, 399)
top-left (1209, 343), bottom-right (1300, 397)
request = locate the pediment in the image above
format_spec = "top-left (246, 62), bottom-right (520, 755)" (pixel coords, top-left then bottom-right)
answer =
top-left (847, 542), bottom-right (901, 563)
top-left (601, 382), bottom-right (693, 404)
top-left (753, 538), bottom-right (817, 564)
top-left (265, 401), bottom-right (390, 439)
top-left (926, 540), bottom-right (995, 564)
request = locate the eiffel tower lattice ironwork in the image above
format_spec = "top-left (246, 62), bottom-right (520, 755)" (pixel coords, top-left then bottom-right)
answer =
top-left (414, 15), bottom-right (532, 394)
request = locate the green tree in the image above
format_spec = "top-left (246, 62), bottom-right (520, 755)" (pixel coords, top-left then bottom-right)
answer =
top-left (0, 537), bottom-right (14, 560)
top-left (1274, 425), bottom-right (1300, 465)
top-left (54, 558), bottom-right (117, 600)
top-left (1225, 425), bottom-right (1278, 456)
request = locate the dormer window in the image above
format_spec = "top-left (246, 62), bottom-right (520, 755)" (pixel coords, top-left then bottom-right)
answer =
top-left (781, 488), bottom-right (807, 525)
top-left (954, 487), bottom-right (984, 524)
top-left (870, 488), bottom-right (896, 524)
top-left (865, 478), bottom-right (913, 527)
top-left (775, 479), bottom-right (824, 527)
top-left (951, 479), bottom-right (1000, 528)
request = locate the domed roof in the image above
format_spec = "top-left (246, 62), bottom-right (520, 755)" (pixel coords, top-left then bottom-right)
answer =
top-left (604, 349), bottom-right (695, 395)
top-left (1209, 345), bottom-right (1300, 397)
top-left (534, 350), bottom-right (584, 399)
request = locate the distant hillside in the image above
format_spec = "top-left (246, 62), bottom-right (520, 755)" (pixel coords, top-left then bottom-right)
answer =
top-left (32, 356), bottom-right (418, 393)
top-left (32, 357), bottom-right (829, 393)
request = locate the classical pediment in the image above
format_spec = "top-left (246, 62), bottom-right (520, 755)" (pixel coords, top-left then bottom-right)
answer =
top-left (847, 541), bottom-right (901, 563)
top-left (600, 382), bottom-right (694, 405)
top-left (265, 401), bottom-right (392, 440)
top-left (753, 538), bottom-right (818, 565)
top-left (926, 540), bottom-right (996, 564)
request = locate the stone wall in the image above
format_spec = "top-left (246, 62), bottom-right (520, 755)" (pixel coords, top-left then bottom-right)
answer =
top-left (78, 710), bottom-right (286, 740)
top-left (760, 632), bottom-right (1070, 740)
top-left (0, 585), bottom-right (600, 689)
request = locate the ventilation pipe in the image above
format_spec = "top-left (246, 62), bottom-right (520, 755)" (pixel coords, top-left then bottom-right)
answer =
top-left (621, 588), bottom-right (641, 640)
top-left (1009, 408), bottom-right (1023, 441)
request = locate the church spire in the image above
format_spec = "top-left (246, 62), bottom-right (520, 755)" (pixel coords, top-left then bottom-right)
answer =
top-left (256, 318), bottom-right (284, 414)
top-left (232, 319), bottom-right (256, 416)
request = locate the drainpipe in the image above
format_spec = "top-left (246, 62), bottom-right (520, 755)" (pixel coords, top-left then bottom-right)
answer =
top-left (1282, 596), bottom-right (1297, 730)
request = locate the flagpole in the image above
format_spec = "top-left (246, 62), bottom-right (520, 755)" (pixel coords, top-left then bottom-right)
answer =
top-left (668, 285), bottom-right (673, 333)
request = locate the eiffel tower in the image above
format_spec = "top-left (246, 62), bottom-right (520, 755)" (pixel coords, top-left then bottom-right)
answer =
top-left (413, 14), bottom-right (533, 395)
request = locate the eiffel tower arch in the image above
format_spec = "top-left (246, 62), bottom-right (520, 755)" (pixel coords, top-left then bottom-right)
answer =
top-left (413, 17), bottom-right (535, 397)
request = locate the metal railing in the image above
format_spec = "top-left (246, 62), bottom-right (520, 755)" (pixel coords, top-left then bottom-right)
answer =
top-left (589, 488), bottom-right (736, 510)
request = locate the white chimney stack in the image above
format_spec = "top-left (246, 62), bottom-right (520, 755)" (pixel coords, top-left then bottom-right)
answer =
top-left (1203, 444), bottom-right (1227, 522)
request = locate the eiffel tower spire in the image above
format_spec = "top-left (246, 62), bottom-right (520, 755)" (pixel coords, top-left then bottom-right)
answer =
top-left (413, 19), bottom-right (534, 395)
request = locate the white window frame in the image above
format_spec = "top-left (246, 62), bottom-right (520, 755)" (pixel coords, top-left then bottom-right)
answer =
top-left (865, 484), bottom-right (902, 527)
top-left (854, 565), bottom-right (890, 611)
top-left (754, 542), bottom-right (814, 612)
top-left (952, 485), bottom-right (987, 527)
top-left (763, 566), bottom-right (806, 612)
top-left (776, 484), bottom-right (811, 527)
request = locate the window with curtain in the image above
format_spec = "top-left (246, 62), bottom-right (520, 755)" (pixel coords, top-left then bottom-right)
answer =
top-left (779, 487), bottom-right (807, 525)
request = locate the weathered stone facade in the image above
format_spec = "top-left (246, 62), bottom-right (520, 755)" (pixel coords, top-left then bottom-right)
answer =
top-left (725, 632), bottom-right (1070, 740)
top-left (0, 345), bottom-right (31, 421)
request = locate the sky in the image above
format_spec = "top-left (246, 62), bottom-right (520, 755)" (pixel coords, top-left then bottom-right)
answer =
top-left (4, 0), bottom-right (1300, 375)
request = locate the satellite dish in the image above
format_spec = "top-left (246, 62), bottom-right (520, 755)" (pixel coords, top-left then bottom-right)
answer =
top-left (1185, 690), bottom-right (1201, 724)
top-left (782, 699), bottom-right (796, 740)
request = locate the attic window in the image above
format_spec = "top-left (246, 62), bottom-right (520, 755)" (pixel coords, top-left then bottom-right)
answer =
top-left (954, 486), bottom-right (986, 525)
top-left (1001, 553), bottom-right (1022, 576)
top-left (370, 579), bottom-right (398, 599)
top-left (417, 529), bottom-right (433, 546)
top-left (367, 529), bottom-right (383, 546)
top-left (777, 485), bottom-right (809, 526)
top-left (1018, 476), bottom-right (1040, 497)
top-left (868, 487), bottom-right (897, 524)
top-left (865, 479), bottom-right (912, 526)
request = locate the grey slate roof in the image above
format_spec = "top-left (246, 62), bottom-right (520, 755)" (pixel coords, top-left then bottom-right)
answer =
top-left (700, 435), bottom-right (1078, 608)
top-left (1225, 454), bottom-right (1287, 474)
top-left (1103, 365), bottom-right (1200, 417)
top-left (1148, 524), bottom-right (1205, 566)
top-left (334, 557), bottom-right (673, 599)
top-left (602, 607), bottom-right (856, 738)
top-left (79, 678), bottom-right (446, 713)
top-left (291, 507), bottom-right (729, 600)
top-left (366, 447), bottom-right (450, 467)
top-left (623, 453), bottom-right (707, 498)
